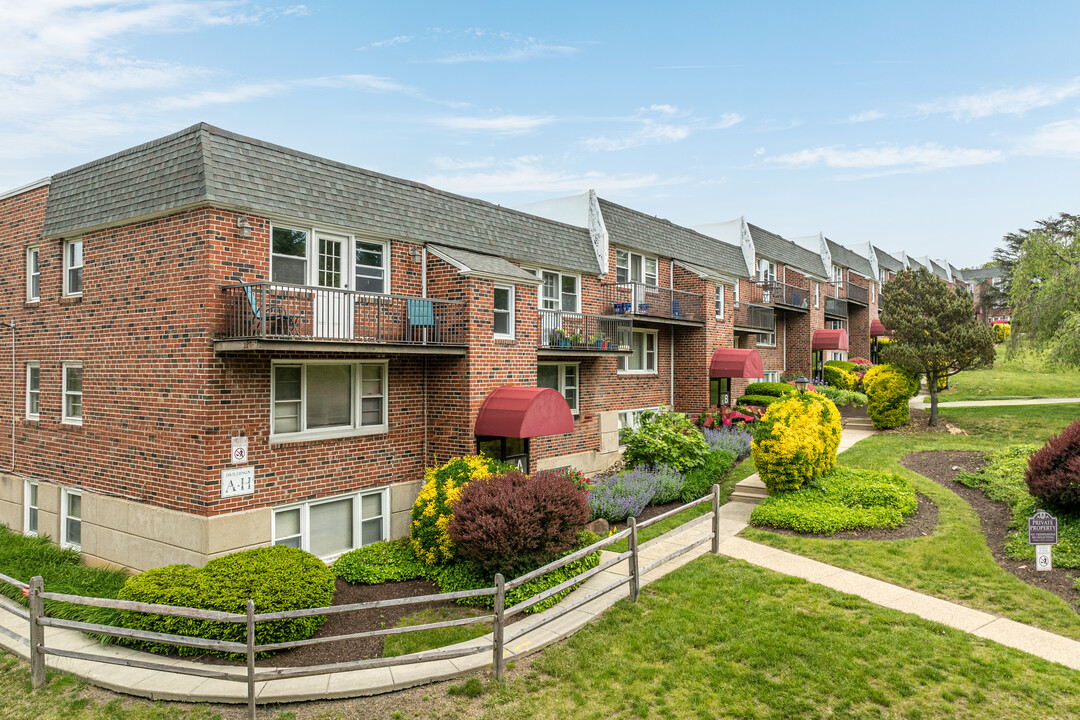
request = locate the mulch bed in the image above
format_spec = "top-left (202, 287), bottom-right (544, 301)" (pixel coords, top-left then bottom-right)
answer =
top-left (901, 450), bottom-right (1080, 614)
top-left (758, 493), bottom-right (938, 541)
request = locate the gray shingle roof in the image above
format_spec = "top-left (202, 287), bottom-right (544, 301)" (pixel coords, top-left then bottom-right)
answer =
top-left (748, 224), bottom-right (829, 279)
top-left (873, 246), bottom-right (904, 273)
top-left (825, 238), bottom-right (873, 277)
top-left (927, 258), bottom-right (950, 281)
top-left (962, 266), bottom-right (1004, 282)
top-left (428, 245), bottom-right (539, 283)
top-left (43, 123), bottom-right (600, 274)
top-left (597, 199), bottom-right (749, 278)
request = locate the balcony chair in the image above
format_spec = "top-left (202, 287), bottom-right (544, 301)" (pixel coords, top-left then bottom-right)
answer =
top-left (407, 298), bottom-right (438, 343)
top-left (243, 285), bottom-right (301, 336)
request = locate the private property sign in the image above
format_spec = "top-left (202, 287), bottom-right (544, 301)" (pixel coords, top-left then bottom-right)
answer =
top-left (1028, 510), bottom-right (1058, 545)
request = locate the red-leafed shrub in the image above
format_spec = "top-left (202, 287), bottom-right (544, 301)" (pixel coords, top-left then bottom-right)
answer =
top-left (448, 470), bottom-right (590, 577)
top-left (1025, 419), bottom-right (1080, 510)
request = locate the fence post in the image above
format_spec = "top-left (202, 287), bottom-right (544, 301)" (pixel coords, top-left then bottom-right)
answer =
top-left (492, 574), bottom-right (505, 682)
top-left (628, 516), bottom-right (640, 603)
top-left (246, 599), bottom-right (256, 720)
top-left (712, 484), bottom-right (721, 555)
top-left (28, 576), bottom-right (44, 689)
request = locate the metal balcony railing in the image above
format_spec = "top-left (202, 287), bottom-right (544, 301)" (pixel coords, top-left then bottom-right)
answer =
top-left (602, 282), bottom-right (704, 322)
top-left (824, 281), bottom-right (846, 300)
top-left (537, 311), bottom-right (632, 351)
top-left (732, 304), bottom-right (776, 332)
top-left (846, 282), bottom-right (869, 305)
top-left (221, 283), bottom-right (467, 346)
top-left (824, 296), bottom-right (848, 318)
top-left (749, 280), bottom-right (811, 310)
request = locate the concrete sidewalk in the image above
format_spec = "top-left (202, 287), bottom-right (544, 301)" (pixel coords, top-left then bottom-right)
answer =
top-left (910, 391), bottom-right (1080, 409)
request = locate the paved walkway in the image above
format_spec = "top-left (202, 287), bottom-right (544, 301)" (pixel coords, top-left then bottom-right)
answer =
top-left (2, 422), bottom-right (1078, 705)
top-left (910, 391), bottom-right (1080, 409)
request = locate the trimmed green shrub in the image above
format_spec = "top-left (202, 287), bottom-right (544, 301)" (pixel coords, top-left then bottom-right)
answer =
top-left (448, 470), bottom-right (589, 577)
top-left (750, 467), bottom-right (917, 534)
top-left (824, 360), bottom-right (857, 373)
top-left (680, 450), bottom-right (737, 503)
top-left (435, 531), bottom-right (601, 614)
top-left (813, 386), bottom-right (868, 407)
top-left (334, 539), bottom-right (428, 585)
top-left (410, 455), bottom-right (510, 566)
top-left (863, 364), bottom-right (917, 429)
top-left (117, 545), bottom-right (335, 657)
top-left (744, 382), bottom-right (798, 398)
top-left (751, 392), bottom-right (842, 492)
top-left (822, 365), bottom-right (858, 391)
top-left (620, 410), bottom-right (710, 473)
top-left (735, 394), bottom-right (780, 408)
top-left (1025, 419), bottom-right (1080, 510)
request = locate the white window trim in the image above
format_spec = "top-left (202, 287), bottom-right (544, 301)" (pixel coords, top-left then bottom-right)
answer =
top-left (26, 362), bottom-right (40, 420)
top-left (756, 332), bottom-right (776, 348)
top-left (615, 248), bottom-right (659, 287)
top-left (764, 371), bottom-right (780, 383)
top-left (270, 222), bottom-right (391, 294)
top-left (270, 360), bottom-right (388, 444)
top-left (523, 267), bottom-right (581, 314)
top-left (618, 329), bottom-right (658, 375)
top-left (62, 361), bottom-right (82, 425)
top-left (538, 362), bottom-right (580, 415)
top-left (493, 284), bottom-right (515, 340)
top-left (618, 406), bottom-right (665, 433)
top-left (714, 283), bottom-right (725, 319)
top-left (27, 247), bottom-right (40, 303)
top-left (272, 488), bottom-right (389, 562)
top-left (24, 480), bottom-right (38, 537)
top-left (829, 351), bottom-right (847, 362)
top-left (61, 488), bottom-right (81, 550)
top-left (814, 282), bottom-right (820, 308)
top-left (63, 238), bottom-right (83, 297)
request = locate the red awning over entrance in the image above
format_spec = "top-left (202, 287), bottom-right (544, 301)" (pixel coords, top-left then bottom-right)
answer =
top-left (812, 328), bottom-right (849, 351)
top-left (474, 386), bottom-right (574, 438)
top-left (869, 319), bottom-right (887, 336)
top-left (709, 348), bottom-right (765, 378)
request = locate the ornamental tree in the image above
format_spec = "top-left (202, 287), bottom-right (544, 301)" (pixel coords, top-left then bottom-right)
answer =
top-left (879, 268), bottom-right (996, 427)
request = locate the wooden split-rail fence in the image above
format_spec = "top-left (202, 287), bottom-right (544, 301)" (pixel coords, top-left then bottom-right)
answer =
top-left (0, 485), bottom-right (725, 719)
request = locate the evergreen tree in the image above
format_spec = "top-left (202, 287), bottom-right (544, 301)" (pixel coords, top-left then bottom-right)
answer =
top-left (879, 268), bottom-right (996, 427)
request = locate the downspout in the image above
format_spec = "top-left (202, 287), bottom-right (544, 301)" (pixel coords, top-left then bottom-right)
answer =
top-left (422, 247), bottom-right (428, 466)
top-left (669, 262), bottom-right (675, 410)
top-left (10, 321), bottom-right (14, 473)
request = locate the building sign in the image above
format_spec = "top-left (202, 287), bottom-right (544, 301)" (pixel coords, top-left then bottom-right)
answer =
top-left (1028, 510), bottom-right (1058, 545)
top-left (221, 467), bottom-right (255, 498)
top-left (231, 436), bottom-right (249, 465)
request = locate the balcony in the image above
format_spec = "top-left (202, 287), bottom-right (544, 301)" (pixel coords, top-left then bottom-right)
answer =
top-left (537, 311), bottom-right (632, 357)
top-left (602, 282), bottom-right (704, 325)
top-left (824, 296), bottom-right (848, 318)
top-left (216, 282), bottom-right (468, 355)
top-left (732, 304), bottom-right (776, 333)
top-left (749, 280), bottom-right (811, 312)
top-left (846, 282), bottom-right (869, 306)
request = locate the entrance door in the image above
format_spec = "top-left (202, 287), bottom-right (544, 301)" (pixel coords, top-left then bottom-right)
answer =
top-left (313, 233), bottom-right (353, 339)
top-left (476, 437), bottom-right (530, 472)
top-left (812, 350), bottom-right (823, 382)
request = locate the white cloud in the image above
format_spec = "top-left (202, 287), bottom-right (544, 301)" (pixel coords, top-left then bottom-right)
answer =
top-left (583, 107), bottom-right (741, 152)
top-left (426, 29), bottom-right (578, 64)
top-left (847, 110), bottom-right (885, 123)
top-left (917, 77), bottom-right (1080, 120)
top-left (1022, 117), bottom-right (1080, 157)
top-left (766, 143), bottom-right (1004, 171)
top-left (360, 35), bottom-right (414, 50)
top-left (433, 42), bottom-right (577, 64)
top-left (432, 114), bottom-right (555, 134)
top-left (423, 156), bottom-right (681, 194)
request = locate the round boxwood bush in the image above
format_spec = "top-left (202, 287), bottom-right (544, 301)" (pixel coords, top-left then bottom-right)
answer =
top-left (751, 392), bottom-right (842, 492)
top-left (744, 382), bottom-right (798, 398)
top-left (822, 365), bottom-right (858, 391)
top-left (117, 545), bottom-right (335, 657)
top-left (334, 538), bottom-right (428, 585)
top-left (448, 470), bottom-right (589, 577)
top-left (1025, 418), bottom-right (1080, 510)
top-left (410, 455), bottom-right (509, 566)
top-left (863, 364), bottom-right (918, 429)
top-left (735, 394), bottom-right (780, 408)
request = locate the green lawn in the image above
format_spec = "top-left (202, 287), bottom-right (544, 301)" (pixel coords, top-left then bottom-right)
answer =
top-left (745, 402), bottom-right (1080, 641)
top-left (932, 344), bottom-right (1080, 402)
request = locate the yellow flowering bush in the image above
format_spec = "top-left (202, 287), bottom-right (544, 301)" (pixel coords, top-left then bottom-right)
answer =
top-left (409, 455), bottom-right (507, 566)
top-left (994, 322), bottom-right (1011, 343)
top-left (751, 392), bottom-right (842, 492)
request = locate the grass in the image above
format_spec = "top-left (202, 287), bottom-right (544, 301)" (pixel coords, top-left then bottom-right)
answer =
top-left (382, 606), bottom-right (492, 657)
top-left (933, 344), bottom-right (1080, 402)
top-left (744, 402), bottom-right (1080, 641)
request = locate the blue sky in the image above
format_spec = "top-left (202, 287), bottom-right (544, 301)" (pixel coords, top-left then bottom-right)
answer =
top-left (3, 1), bottom-right (1080, 267)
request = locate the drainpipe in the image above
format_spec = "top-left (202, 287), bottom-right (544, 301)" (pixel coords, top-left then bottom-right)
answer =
top-left (9, 321), bottom-right (14, 473)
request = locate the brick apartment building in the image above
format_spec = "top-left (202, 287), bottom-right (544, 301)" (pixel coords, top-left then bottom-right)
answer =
top-left (0, 124), bottom-right (969, 571)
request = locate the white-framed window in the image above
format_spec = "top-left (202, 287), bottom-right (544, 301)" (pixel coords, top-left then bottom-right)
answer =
top-left (618, 329), bottom-right (658, 373)
top-left (615, 249), bottom-right (658, 287)
top-left (757, 259), bottom-right (777, 283)
top-left (827, 319), bottom-right (845, 330)
top-left (618, 406), bottom-right (665, 432)
top-left (756, 332), bottom-right (776, 347)
top-left (271, 360), bottom-right (387, 441)
top-left (814, 282), bottom-right (820, 308)
top-left (273, 489), bottom-right (388, 560)
top-left (493, 285), bottom-right (514, 339)
top-left (714, 283), bottom-right (725, 319)
top-left (832, 264), bottom-right (844, 284)
top-left (63, 239), bottom-right (83, 296)
top-left (62, 362), bottom-right (82, 425)
top-left (27, 247), bottom-right (40, 302)
top-left (61, 488), bottom-right (81, 550)
top-left (878, 268), bottom-right (886, 285)
top-left (764, 371), bottom-right (779, 383)
top-left (24, 480), bottom-right (38, 536)
top-left (538, 362), bottom-right (579, 414)
top-left (270, 223), bottom-right (388, 293)
top-left (829, 351), bottom-right (847, 362)
top-left (26, 362), bottom-right (40, 420)
top-left (526, 269), bottom-right (580, 313)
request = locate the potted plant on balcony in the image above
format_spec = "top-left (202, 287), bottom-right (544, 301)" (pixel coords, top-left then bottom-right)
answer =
top-left (589, 331), bottom-right (610, 349)
top-left (549, 328), bottom-right (571, 347)
top-left (567, 331), bottom-right (584, 346)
